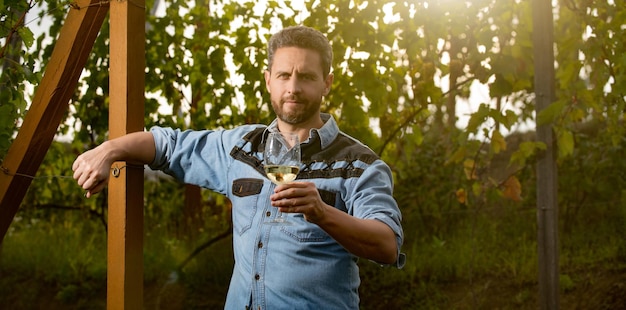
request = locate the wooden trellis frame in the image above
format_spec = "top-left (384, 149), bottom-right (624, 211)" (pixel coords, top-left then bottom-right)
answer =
top-left (0, 0), bottom-right (145, 308)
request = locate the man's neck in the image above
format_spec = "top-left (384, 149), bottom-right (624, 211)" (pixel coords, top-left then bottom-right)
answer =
top-left (276, 114), bottom-right (324, 142)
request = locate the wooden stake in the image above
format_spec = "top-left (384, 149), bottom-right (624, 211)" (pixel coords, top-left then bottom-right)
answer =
top-left (108, 0), bottom-right (145, 309)
top-left (532, 0), bottom-right (560, 308)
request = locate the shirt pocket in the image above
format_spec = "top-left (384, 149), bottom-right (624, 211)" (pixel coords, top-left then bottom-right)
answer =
top-left (231, 178), bottom-right (264, 235)
top-left (280, 217), bottom-right (331, 242)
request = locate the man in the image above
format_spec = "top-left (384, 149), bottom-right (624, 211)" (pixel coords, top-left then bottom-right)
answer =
top-left (73, 25), bottom-right (404, 309)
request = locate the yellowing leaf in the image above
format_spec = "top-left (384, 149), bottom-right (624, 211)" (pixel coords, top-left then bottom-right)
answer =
top-left (456, 188), bottom-right (467, 204)
top-left (491, 130), bottom-right (507, 154)
top-left (463, 159), bottom-right (477, 180)
top-left (472, 182), bottom-right (483, 197)
top-left (446, 146), bottom-right (467, 165)
top-left (503, 176), bottom-right (522, 201)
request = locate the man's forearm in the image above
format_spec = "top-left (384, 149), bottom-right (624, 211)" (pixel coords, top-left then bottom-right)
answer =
top-left (73, 131), bottom-right (156, 197)
top-left (105, 131), bottom-right (156, 165)
top-left (316, 205), bottom-right (398, 264)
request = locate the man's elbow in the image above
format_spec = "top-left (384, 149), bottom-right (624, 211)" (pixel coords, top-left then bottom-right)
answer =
top-left (368, 242), bottom-right (398, 265)
top-left (380, 246), bottom-right (399, 265)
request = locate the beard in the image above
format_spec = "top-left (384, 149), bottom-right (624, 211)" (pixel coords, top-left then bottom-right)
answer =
top-left (272, 95), bottom-right (321, 125)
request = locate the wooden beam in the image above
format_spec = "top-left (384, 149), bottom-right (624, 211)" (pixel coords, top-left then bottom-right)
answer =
top-left (107, 0), bottom-right (145, 309)
top-left (532, 0), bottom-right (560, 308)
top-left (0, 0), bottom-right (109, 241)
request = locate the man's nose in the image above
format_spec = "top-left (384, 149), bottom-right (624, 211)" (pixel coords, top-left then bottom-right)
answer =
top-left (286, 77), bottom-right (302, 94)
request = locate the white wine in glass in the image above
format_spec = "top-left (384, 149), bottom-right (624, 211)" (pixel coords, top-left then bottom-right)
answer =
top-left (265, 165), bottom-right (300, 184)
top-left (263, 132), bottom-right (301, 225)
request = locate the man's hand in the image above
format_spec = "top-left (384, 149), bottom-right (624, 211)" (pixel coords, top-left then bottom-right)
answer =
top-left (71, 132), bottom-right (157, 198)
top-left (270, 181), bottom-right (328, 222)
top-left (72, 143), bottom-right (114, 198)
top-left (270, 182), bottom-right (328, 223)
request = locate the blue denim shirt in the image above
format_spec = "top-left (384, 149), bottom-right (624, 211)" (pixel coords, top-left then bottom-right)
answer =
top-left (149, 114), bottom-right (404, 309)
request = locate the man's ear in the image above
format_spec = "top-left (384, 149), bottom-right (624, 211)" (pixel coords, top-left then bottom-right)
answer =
top-left (323, 73), bottom-right (334, 96)
top-left (264, 70), bottom-right (271, 92)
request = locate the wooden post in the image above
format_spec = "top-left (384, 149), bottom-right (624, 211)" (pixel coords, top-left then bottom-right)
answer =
top-left (532, 0), bottom-right (560, 308)
top-left (107, 0), bottom-right (145, 309)
top-left (0, 0), bottom-right (108, 241)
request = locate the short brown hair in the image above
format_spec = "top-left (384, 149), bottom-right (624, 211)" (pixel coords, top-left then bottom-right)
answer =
top-left (267, 26), bottom-right (333, 77)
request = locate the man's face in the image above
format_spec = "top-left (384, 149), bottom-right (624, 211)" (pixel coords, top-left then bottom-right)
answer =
top-left (265, 47), bottom-right (332, 125)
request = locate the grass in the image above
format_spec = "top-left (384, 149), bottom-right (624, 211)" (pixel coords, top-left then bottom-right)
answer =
top-left (2, 215), bottom-right (106, 281)
top-left (360, 203), bottom-right (625, 309)
top-left (1, 199), bottom-right (624, 308)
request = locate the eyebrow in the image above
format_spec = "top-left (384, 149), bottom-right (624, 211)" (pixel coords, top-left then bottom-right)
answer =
top-left (273, 70), bottom-right (319, 79)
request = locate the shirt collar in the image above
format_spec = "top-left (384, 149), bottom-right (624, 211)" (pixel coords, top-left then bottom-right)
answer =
top-left (267, 113), bottom-right (339, 149)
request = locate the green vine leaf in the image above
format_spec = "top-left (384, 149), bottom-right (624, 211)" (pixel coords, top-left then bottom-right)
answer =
top-left (537, 101), bottom-right (566, 126)
top-left (17, 27), bottom-right (34, 48)
top-left (557, 129), bottom-right (574, 159)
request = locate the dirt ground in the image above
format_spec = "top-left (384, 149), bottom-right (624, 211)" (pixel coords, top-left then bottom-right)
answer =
top-left (141, 265), bottom-right (626, 309)
top-left (445, 266), bottom-right (626, 310)
top-left (2, 264), bottom-right (623, 309)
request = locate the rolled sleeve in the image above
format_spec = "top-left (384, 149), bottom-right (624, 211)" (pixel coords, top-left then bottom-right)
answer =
top-left (147, 126), bottom-right (231, 193)
top-left (349, 159), bottom-right (405, 268)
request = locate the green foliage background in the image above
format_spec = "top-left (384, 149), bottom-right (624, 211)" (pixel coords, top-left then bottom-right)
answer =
top-left (1, 0), bottom-right (625, 308)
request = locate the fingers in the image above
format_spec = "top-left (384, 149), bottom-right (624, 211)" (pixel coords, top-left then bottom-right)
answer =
top-left (273, 181), bottom-right (312, 194)
top-left (270, 182), bottom-right (316, 211)
top-left (271, 183), bottom-right (307, 200)
top-left (72, 151), bottom-right (110, 198)
top-left (73, 160), bottom-right (97, 189)
top-left (84, 176), bottom-right (105, 191)
top-left (85, 179), bottom-right (108, 198)
top-left (79, 174), bottom-right (108, 198)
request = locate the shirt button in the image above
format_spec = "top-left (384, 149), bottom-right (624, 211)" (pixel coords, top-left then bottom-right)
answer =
top-left (254, 274), bottom-right (260, 280)
top-left (258, 242), bottom-right (263, 248)
top-left (266, 211), bottom-right (271, 217)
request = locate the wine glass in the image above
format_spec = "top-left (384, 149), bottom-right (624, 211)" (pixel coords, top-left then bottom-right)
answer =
top-left (263, 132), bottom-right (301, 225)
